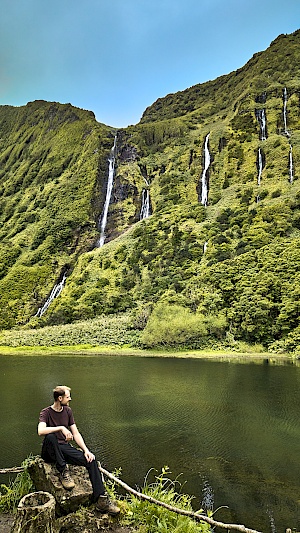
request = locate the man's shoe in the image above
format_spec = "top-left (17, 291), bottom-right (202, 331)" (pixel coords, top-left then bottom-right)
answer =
top-left (60, 466), bottom-right (75, 490)
top-left (96, 494), bottom-right (120, 515)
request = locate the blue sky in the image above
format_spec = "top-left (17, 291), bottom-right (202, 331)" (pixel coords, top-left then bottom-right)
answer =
top-left (0, 0), bottom-right (299, 128)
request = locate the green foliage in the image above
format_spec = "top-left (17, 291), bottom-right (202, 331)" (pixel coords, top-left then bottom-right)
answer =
top-left (140, 303), bottom-right (226, 348)
top-left (0, 313), bottom-right (139, 347)
top-left (122, 467), bottom-right (210, 533)
top-left (268, 324), bottom-right (300, 354)
top-left (0, 458), bottom-right (34, 513)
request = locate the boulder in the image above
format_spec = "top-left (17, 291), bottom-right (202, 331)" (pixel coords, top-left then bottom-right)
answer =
top-left (28, 456), bottom-right (93, 514)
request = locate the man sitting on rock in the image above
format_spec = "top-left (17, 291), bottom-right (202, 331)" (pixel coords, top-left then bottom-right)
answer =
top-left (38, 385), bottom-right (120, 515)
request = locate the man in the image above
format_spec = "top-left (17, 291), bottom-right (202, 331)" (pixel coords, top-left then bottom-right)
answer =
top-left (38, 385), bottom-right (120, 515)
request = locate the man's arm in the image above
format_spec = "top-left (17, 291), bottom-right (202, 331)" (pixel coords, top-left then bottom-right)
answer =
top-left (38, 421), bottom-right (73, 441)
top-left (70, 424), bottom-right (95, 462)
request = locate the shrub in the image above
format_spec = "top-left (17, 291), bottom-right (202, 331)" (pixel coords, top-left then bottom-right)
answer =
top-left (140, 303), bottom-right (208, 347)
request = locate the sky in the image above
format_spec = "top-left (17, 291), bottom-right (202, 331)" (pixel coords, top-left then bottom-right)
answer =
top-left (0, 0), bottom-right (300, 128)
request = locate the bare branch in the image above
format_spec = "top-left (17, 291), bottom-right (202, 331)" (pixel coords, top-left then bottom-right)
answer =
top-left (0, 467), bottom-right (25, 474)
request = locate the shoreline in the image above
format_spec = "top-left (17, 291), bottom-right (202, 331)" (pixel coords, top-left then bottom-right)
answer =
top-left (0, 344), bottom-right (297, 365)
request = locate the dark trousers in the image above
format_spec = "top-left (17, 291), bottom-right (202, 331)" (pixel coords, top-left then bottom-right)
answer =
top-left (41, 434), bottom-right (105, 502)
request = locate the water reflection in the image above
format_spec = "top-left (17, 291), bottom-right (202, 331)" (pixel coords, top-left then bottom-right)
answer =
top-left (0, 355), bottom-right (300, 532)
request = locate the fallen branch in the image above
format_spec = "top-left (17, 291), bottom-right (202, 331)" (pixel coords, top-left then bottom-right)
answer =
top-left (98, 464), bottom-right (263, 533)
top-left (0, 467), bottom-right (25, 474)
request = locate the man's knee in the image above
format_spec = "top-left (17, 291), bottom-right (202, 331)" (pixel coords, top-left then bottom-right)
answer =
top-left (44, 433), bottom-right (57, 444)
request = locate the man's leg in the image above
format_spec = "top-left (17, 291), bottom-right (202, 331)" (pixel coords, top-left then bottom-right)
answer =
top-left (41, 434), bottom-right (66, 473)
top-left (59, 444), bottom-right (105, 502)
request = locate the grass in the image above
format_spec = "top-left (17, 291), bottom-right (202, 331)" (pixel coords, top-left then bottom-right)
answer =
top-left (0, 458), bottom-right (34, 513)
top-left (0, 343), bottom-right (295, 366)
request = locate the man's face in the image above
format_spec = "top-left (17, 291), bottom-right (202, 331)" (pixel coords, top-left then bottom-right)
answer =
top-left (59, 390), bottom-right (71, 406)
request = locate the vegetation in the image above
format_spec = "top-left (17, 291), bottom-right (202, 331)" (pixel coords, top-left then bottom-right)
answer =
top-left (1, 31), bottom-right (300, 352)
top-left (0, 458), bottom-right (33, 513)
top-left (109, 467), bottom-right (211, 533)
top-left (0, 313), bottom-right (139, 347)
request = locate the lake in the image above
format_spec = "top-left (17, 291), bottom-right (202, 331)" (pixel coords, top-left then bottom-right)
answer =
top-left (0, 354), bottom-right (299, 532)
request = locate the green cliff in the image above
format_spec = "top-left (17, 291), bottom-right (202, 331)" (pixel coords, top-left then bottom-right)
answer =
top-left (1, 30), bottom-right (300, 352)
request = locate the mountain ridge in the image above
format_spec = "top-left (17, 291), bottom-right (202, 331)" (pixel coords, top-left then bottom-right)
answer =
top-left (1, 30), bottom-right (300, 353)
top-left (140, 29), bottom-right (300, 124)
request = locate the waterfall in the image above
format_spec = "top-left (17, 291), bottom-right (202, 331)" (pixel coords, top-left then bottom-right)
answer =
top-left (283, 87), bottom-right (290, 137)
top-left (255, 109), bottom-right (267, 141)
top-left (35, 273), bottom-right (67, 317)
top-left (203, 241), bottom-right (208, 253)
top-left (140, 189), bottom-right (150, 220)
top-left (140, 177), bottom-right (151, 220)
top-left (98, 135), bottom-right (117, 247)
top-left (257, 148), bottom-right (263, 186)
top-left (201, 133), bottom-right (210, 206)
top-left (289, 144), bottom-right (294, 183)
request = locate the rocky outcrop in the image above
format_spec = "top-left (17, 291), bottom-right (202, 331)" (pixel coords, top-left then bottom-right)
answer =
top-left (118, 144), bottom-right (138, 163)
top-left (56, 509), bottom-right (132, 533)
top-left (27, 456), bottom-right (93, 515)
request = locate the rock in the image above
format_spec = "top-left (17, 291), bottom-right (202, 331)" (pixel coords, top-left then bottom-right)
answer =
top-left (56, 508), bottom-right (111, 533)
top-left (11, 491), bottom-right (57, 533)
top-left (28, 456), bottom-right (93, 514)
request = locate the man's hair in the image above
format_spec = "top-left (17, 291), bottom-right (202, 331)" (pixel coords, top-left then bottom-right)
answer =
top-left (53, 386), bottom-right (71, 401)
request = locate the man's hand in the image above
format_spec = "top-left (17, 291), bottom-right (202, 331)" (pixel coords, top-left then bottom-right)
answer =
top-left (84, 450), bottom-right (95, 463)
top-left (61, 427), bottom-right (73, 441)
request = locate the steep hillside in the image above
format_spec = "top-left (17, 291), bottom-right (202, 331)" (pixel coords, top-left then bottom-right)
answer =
top-left (0, 101), bottom-right (115, 328)
top-left (1, 31), bottom-right (300, 352)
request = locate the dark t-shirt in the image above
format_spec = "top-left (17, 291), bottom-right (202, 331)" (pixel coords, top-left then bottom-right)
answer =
top-left (39, 406), bottom-right (75, 444)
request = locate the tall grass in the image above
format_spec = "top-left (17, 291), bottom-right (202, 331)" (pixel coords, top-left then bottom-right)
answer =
top-left (0, 458), bottom-right (34, 513)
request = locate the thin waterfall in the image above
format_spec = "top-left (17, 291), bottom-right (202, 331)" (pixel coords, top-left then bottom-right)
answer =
top-left (283, 88), bottom-right (290, 137)
top-left (98, 136), bottom-right (117, 247)
top-left (257, 148), bottom-right (263, 186)
top-left (201, 133), bottom-right (210, 206)
top-left (289, 144), bottom-right (294, 183)
top-left (140, 177), bottom-right (151, 220)
top-left (35, 273), bottom-right (67, 317)
top-left (140, 189), bottom-right (150, 220)
top-left (203, 241), bottom-right (208, 253)
top-left (255, 109), bottom-right (267, 141)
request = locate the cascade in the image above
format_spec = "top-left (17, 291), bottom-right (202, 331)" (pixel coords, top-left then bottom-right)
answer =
top-left (140, 189), bottom-right (150, 220)
top-left (200, 133), bottom-right (210, 206)
top-left (289, 144), bottom-right (294, 183)
top-left (35, 273), bottom-right (67, 317)
top-left (257, 148), bottom-right (263, 186)
top-left (255, 109), bottom-right (267, 141)
top-left (98, 135), bottom-right (117, 247)
top-left (203, 241), bottom-right (208, 253)
top-left (140, 178), bottom-right (151, 220)
top-left (283, 87), bottom-right (290, 137)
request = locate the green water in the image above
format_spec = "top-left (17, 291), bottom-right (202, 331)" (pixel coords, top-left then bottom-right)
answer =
top-left (0, 354), bottom-right (299, 532)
